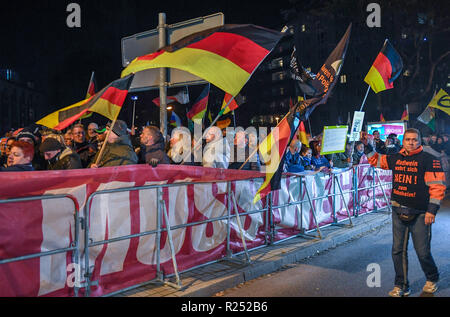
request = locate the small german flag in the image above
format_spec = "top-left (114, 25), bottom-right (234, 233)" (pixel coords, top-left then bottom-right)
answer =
top-left (364, 40), bottom-right (403, 94)
top-left (122, 24), bottom-right (284, 97)
top-left (298, 121), bottom-right (309, 147)
top-left (80, 71), bottom-right (97, 120)
top-left (221, 93), bottom-right (239, 115)
top-left (86, 72), bottom-right (97, 99)
top-left (187, 84), bottom-right (210, 123)
top-left (37, 74), bottom-right (134, 131)
top-left (401, 106), bottom-right (409, 121)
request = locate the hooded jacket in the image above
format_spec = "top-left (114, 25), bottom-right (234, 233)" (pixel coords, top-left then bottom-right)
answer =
top-left (140, 139), bottom-right (171, 165)
top-left (47, 148), bottom-right (82, 170)
top-left (92, 135), bottom-right (138, 167)
top-left (366, 145), bottom-right (446, 215)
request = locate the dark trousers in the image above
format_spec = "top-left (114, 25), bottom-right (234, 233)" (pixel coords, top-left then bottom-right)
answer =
top-left (392, 208), bottom-right (439, 289)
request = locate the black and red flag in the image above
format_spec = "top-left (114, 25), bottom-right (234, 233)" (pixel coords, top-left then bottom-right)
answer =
top-left (254, 24), bottom-right (352, 203)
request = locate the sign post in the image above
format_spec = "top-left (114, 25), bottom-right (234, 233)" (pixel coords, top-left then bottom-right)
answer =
top-left (121, 12), bottom-right (225, 138)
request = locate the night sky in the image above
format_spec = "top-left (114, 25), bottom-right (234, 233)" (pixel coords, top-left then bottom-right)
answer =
top-left (0, 0), bottom-right (292, 109)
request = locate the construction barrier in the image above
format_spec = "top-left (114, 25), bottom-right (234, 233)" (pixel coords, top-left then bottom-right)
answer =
top-left (0, 164), bottom-right (392, 297)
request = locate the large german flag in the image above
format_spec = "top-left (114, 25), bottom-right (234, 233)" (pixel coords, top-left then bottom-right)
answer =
top-left (121, 24), bottom-right (284, 97)
top-left (37, 74), bottom-right (134, 131)
top-left (364, 39), bottom-right (403, 94)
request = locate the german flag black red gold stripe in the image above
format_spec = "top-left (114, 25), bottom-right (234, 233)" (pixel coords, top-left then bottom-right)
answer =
top-left (364, 39), bottom-right (403, 94)
top-left (122, 24), bottom-right (284, 97)
top-left (37, 74), bottom-right (134, 131)
top-left (254, 110), bottom-right (299, 204)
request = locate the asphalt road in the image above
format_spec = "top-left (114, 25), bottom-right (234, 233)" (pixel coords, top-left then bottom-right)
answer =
top-left (216, 198), bottom-right (450, 297)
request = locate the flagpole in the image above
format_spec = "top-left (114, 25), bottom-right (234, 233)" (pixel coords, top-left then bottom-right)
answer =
top-left (93, 114), bottom-right (119, 167)
top-left (359, 85), bottom-right (371, 112)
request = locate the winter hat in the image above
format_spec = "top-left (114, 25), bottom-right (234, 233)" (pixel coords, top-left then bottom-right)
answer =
top-left (95, 125), bottom-right (107, 134)
top-left (39, 138), bottom-right (64, 153)
top-left (16, 128), bottom-right (38, 145)
top-left (107, 120), bottom-right (128, 137)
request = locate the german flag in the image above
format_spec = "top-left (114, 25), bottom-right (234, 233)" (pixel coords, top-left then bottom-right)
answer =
top-left (221, 93), bottom-right (239, 115)
top-left (254, 110), bottom-right (299, 204)
top-left (364, 40), bottom-right (403, 94)
top-left (86, 71), bottom-right (97, 99)
top-left (298, 121), bottom-right (309, 147)
top-left (37, 74), bottom-right (134, 131)
top-left (187, 84), bottom-right (210, 123)
top-left (401, 106), bottom-right (409, 121)
top-left (80, 71), bottom-right (97, 120)
top-left (121, 24), bottom-right (284, 97)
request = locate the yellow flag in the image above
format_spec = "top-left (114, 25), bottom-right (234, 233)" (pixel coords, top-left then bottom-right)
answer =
top-left (428, 89), bottom-right (450, 116)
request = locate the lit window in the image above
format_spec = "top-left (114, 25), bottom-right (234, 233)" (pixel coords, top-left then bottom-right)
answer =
top-left (340, 75), bottom-right (347, 84)
top-left (301, 24), bottom-right (306, 32)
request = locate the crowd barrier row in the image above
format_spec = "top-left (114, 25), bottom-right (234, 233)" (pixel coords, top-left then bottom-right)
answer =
top-left (0, 163), bottom-right (392, 297)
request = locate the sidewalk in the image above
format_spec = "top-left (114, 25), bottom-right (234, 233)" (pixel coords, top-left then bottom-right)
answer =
top-left (115, 209), bottom-right (392, 298)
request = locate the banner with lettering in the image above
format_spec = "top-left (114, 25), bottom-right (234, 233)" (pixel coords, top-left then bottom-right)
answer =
top-left (0, 164), bottom-right (391, 297)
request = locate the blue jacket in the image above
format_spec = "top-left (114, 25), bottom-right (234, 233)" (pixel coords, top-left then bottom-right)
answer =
top-left (0, 164), bottom-right (35, 172)
top-left (311, 155), bottom-right (331, 169)
top-left (284, 151), bottom-right (305, 173)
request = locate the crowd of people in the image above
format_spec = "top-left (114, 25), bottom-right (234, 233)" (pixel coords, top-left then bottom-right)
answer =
top-left (1, 121), bottom-right (449, 176)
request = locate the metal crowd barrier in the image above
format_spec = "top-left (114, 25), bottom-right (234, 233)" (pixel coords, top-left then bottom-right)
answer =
top-left (0, 194), bottom-right (81, 297)
top-left (0, 165), bottom-right (392, 297)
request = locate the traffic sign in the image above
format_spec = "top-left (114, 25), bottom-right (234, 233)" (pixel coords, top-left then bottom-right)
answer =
top-left (121, 12), bottom-right (225, 91)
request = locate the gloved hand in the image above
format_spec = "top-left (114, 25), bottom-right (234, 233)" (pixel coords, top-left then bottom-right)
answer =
top-left (149, 158), bottom-right (159, 168)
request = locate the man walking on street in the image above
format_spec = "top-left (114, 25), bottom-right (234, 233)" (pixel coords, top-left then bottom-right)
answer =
top-left (365, 128), bottom-right (446, 297)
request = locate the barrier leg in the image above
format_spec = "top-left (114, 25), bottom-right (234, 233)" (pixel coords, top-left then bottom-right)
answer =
top-left (373, 168), bottom-right (392, 212)
top-left (72, 213), bottom-right (81, 297)
top-left (83, 204), bottom-right (92, 297)
top-left (302, 179), bottom-right (322, 240)
top-left (333, 174), bottom-right (353, 227)
top-left (299, 176), bottom-right (304, 233)
top-left (266, 192), bottom-right (275, 244)
top-left (332, 174), bottom-right (337, 223)
top-left (231, 192), bottom-right (251, 264)
top-left (156, 188), bottom-right (163, 282)
top-left (226, 182), bottom-right (232, 258)
top-left (372, 167), bottom-right (378, 212)
top-left (161, 199), bottom-right (182, 289)
top-left (265, 192), bottom-right (270, 245)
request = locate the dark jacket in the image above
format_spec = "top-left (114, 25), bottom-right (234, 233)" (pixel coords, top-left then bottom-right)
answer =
top-left (140, 140), bottom-right (171, 165)
top-left (73, 141), bottom-right (95, 168)
top-left (228, 144), bottom-right (261, 171)
top-left (366, 146), bottom-right (446, 215)
top-left (92, 135), bottom-right (138, 167)
top-left (374, 139), bottom-right (386, 154)
top-left (47, 148), bottom-right (83, 170)
top-left (0, 164), bottom-right (35, 172)
top-left (332, 152), bottom-right (351, 168)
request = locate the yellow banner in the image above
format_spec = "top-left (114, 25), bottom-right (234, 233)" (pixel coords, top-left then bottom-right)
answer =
top-left (428, 89), bottom-right (450, 116)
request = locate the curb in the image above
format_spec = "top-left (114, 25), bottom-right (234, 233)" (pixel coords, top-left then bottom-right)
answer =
top-left (174, 212), bottom-right (392, 297)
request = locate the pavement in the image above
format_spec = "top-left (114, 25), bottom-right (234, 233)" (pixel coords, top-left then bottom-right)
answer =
top-left (115, 207), bottom-right (392, 298)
